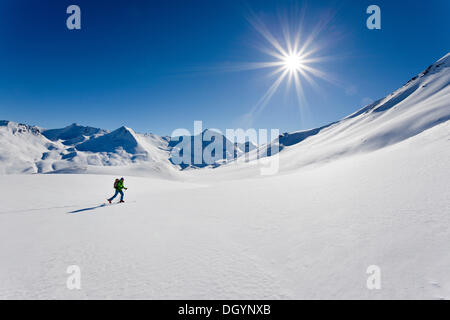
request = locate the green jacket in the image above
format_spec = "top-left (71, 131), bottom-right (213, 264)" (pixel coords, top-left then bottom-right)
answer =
top-left (115, 180), bottom-right (125, 191)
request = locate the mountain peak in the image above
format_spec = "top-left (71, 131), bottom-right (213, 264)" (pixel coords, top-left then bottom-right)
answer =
top-left (116, 125), bottom-right (132, 132)
top-left (76, 125), bottom-right (140, 154)
top-left (0, 120), bottom-right (41, 135)
top-left (111, 126), bottom-right (137, 138)
top-left (1, 54), bottom-right (449, 175)
top-left (435, 52), bottom-right (450, 66)
top-left (42, 123), bottom-right (107, 145)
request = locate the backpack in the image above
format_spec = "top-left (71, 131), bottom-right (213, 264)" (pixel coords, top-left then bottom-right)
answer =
top-left (114, 179), bottom-right (119, 189)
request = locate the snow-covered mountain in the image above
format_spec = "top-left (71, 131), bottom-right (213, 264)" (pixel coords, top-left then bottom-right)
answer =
top-left (168, 129), bottom-right (257, 169)
top-left (0, 53), bottom-right (449, 176)
top-left (0, 123), bottom-right (257, 175)
top-left (42, 123), bottom-right (108, 146)
top-left (220, 52), bottom-right (450, 175)
top-left (0, 122), bottom-right (176, 176)
top-left (2, 108), bottom-right (449, 299)
top-left (0, 121), bottom-right (56, 174)
top-left (0, 54), bottom-right (449, 300)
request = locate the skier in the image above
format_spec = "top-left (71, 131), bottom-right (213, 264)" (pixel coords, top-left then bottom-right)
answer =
top-left (107, 177), bottom-right (128, 203)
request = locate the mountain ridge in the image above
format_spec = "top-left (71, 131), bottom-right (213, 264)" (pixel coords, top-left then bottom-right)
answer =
top-left (1, 53), bottom-right (449, 175)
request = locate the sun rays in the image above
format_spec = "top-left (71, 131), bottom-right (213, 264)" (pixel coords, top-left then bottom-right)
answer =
top-left (239, 8), bottom-right (338, 122)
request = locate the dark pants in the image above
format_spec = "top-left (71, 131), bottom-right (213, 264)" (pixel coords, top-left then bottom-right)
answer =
top-left (108, 189), bottom-right (124, 202)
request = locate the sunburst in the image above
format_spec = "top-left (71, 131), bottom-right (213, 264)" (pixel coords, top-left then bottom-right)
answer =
top-left (240, 9), bottom-right (337, 121)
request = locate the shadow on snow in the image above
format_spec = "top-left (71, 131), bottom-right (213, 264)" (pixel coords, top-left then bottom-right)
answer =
top-left (67, 201), bottom-right (134, 214)
top-left (68, 204), bottom-right (108, 214)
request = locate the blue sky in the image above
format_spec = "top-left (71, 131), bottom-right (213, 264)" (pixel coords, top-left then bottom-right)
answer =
top-left (0, 0), bottom-right (448, 136)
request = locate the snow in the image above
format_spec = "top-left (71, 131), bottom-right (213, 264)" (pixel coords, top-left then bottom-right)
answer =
top-left (210, 52), bottom-right (450, 178)
top-left (42, 123), bottom-right (107, 146)
top-left (0, 54), bottom-right (449, 299)
top-left (2, 49), bottom-right (446, 176)
top-left (0, 122), bottom-right (178, 177)
top-left (0, 121), bottom-right (449, 299)
top-left (168, 129), bottom-right (258, 169)
top-left (0, 124), bottom-right (256, 174)
top-left (0, 121), bottom-right (60, 174)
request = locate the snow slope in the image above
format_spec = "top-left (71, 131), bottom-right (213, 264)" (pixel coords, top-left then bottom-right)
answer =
top-left (0, 122), bottom-right (179, 177)
top-left (0, 121), bottom-right (62, 174)
top-left (42, 123), bottom-right (108, 146)
top-left (0, 120), bottom-right (448, 299)
top-left (0, 54), bottom-right (449, 299)
top-left (1, 54), bottom-right (447, 176)
top-left (0, 124), bottom-right (256, 174)
top-left (168, 129), bottom-right (257, 169)
top-left (213, 53), bottom-right (449, 177)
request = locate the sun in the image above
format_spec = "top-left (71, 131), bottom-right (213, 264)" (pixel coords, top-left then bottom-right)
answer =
top-left (283, 54), bottom-right (304, 71)
top-left (235, 9), bottom-right (337, 121)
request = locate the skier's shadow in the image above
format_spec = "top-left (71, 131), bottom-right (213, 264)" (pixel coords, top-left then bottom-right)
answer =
top-left (68, 204), bottom-right (106, 214)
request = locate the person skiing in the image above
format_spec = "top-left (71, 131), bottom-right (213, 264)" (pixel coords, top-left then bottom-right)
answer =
top-left (107, 177), bottom-right (128, 203)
